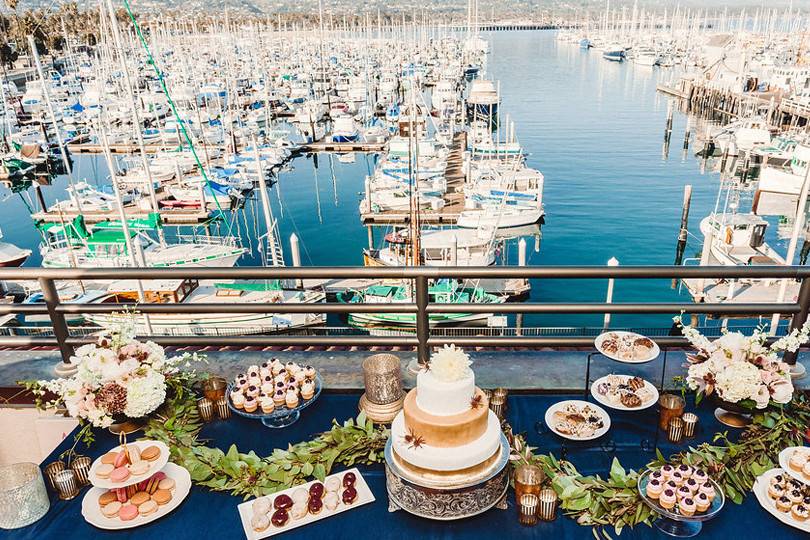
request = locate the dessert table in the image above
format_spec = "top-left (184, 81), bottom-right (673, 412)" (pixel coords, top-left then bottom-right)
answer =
top-left (1, 392), bottom-right (805, 539)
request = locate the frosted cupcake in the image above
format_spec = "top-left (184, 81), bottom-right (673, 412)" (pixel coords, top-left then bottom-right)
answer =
top-left (273, 390), bottom-right (286, 406)
top-left (301, 381), bottom-right (315, 400)
top-left (286, 390), bottom-right (299, 408)
top-left (231, 391), bottom-right (245, 409)
top-left (260, 397), bottom-right (275, 414)
top-left (244, 396), bottom-right (258, 413)
top-left (646, 479), bottom-right (663, 499)
top-left (679, 497), bottom-right (696, 517)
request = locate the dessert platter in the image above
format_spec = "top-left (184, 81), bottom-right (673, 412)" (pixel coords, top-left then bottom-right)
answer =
top-left (590, 374), bottom-right (659, 410)
top-left (236, 468), bottom-right (374, 540)
top-left (87, 440), bottom-right (170, 490)
top-left (544, 400), bottom-right (611, 440)
top-left (778, 446), bottom-right (810, 485)
top-left (752, 467), bottom-right (810, 533)
top-left (228, 360), bottom-right (322, 428)
top-left (638, 464), bottom-right (724, 537)
top-left (81, 462), bottom-right (191, 530)
top-left (384, 345), bottom-right (510, 520)
top-left (595, 331), bottom-right (660, 363)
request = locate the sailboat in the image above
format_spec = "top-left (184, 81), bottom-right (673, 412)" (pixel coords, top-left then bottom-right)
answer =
top-left (0, 228), bottom-right (31, 267)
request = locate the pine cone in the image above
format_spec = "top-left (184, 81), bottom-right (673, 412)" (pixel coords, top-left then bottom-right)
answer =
top-left (97, 383), bottom-right (127, 415)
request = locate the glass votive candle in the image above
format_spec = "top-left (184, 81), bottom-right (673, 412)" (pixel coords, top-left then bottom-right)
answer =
top-left (494, 387), bottom-right (508, 400)
top-left (197, 397), bottom-right (214, 422)
top-left (215, 397), bottom-right (231, 419)
top-left (518, 493), bottom-right (539, 526)
top-left (538, 488), bottom-right (559, 521)
top-left (490, 396), bottom-right (506, 420)
top-left (682, 412), bottom-right (698, 438)
top-left (482, 389), bottom-right (494, 402)
top-left (69, 456), bottom-right (92, 487)
top-left (514, 464), bottom-right (544, 503)
top-left (52, 469), bottom-right (79, 500)
top-left (0, 463), bottom-right (49, 529)
top-left (658, 394), bottom-right (685, 431)
top-left (42, 461), bottom-right (65, 491)
top-left (668, 417), bottom-right (685, 443)
top-left (202, 376), bottom-right (227, 401)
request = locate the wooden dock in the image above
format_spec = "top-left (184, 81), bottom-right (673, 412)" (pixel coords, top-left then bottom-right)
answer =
top-left (360, 132), bottom-right (468, 225)
top-left (681, 277), bottom-right (800, 308)
top-left (32, 206), bottom-right (213, 225)
top-left (299, 142), bottom-right (386, 153)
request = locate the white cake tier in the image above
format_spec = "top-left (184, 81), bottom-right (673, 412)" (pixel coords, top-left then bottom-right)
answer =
top-left (390, 409), bottom-right (502, 471)
top-left (415, 369), bottom-right (475, 416)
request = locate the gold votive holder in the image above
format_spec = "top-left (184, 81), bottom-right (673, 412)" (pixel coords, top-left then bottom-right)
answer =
top-left (482, 388), bottom-right (494, 402)
top-left (682, 412), bottom-right (698, 438)
top-left (42, 461), bottom-right (65, 491)
top-left (494, 387), bottom-right (508, 400)
top-left (518, 494), bottom-right (539, 526)
top-left (202, 376), bottom-right (227, 401)
top-left (490, 396), bottom-right (506, 421)
top-left (538, 488), bottom-right (559, 521)
top-left (514, 464), bottom-right (544, 503)
top-left (52, 469), bottom-right (79, 500)
top-left (658, 393), bottom-right (685, 431)
top-left (69, 456), bottom-right (91, 487)
top-left (668, 417), bottom-right (684, 443)
top-left (215, 397), bottom-right (231, 419)
top-left (197, 397), bottom-right (214, 422)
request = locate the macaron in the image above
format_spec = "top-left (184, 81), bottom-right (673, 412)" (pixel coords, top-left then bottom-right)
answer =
top-left (115, 488), bottom-right (128, 503)
top-left (130, 491), bottom-right (150, 506)
top-left (98, 491), bottom-right (118, 508)
top-left (100, 452), bottom-right (118, 465)
top-left (101, 501), bottom-right (122, 518)
top-left (95, 464), bottom-right (114, 479)
top-left (128, 446), bottom-right (142, 464)
top-left (129, 460), bottom-right (150, 476)
top-left (152, 489), bottom-right (172, 505)
top-left (157, 477), bottom-right (175, 491)
top-left (113, 450), bottom-right (129, 469)
top-left (140, 446), bottom-right (161, 462)
top-left (110, 467), bottom-right (131, 483)
top-left (138, 499), bottom-right (159, 516)
top-left (118, 503), bottom-right (139, 521)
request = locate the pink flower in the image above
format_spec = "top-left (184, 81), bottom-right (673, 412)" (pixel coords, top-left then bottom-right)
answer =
top-left (770, 380), bottom-right (794, 404)
top-left (754, 385), bottom-right (770, 408)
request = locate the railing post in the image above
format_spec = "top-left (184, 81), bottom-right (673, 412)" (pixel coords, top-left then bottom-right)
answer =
top-left (39, 277), bottom-right (76, 375)
top-left (783, 277), bottom-right (810, 367)
top-left (415, 275), bottom-right (430, 368)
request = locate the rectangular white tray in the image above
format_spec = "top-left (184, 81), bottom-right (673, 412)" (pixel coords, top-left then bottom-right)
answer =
top-left (236, 468), bottom-right (375, 539)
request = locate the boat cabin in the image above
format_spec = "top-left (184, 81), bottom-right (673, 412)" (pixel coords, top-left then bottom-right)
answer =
top-left (103, 279), bottom-right (199, 304)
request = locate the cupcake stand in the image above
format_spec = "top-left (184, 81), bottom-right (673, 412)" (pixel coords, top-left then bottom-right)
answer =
top-left (383, 433), bottom-right (510, 520)
top-left (228, 376), bottom-right (322, 428)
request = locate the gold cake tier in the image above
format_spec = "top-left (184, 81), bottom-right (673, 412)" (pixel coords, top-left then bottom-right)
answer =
top-left (403, 387), bottom-right (489, 448)
top-left (391, 445), bottom-right (503, 487)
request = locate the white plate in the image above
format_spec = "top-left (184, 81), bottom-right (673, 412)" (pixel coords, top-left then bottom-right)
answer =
top-left (594, 331), bottom-right (660, 363)
top-left (237, 467), bottom-right (375, 540)
top-left (778, 447), bottom-right (810, 486)
top-left (81, 462), bottom-right (191, 530)
top-left (88, 440), bottom-right (170, 489)
top-left (545, 399), bottom-right (611, 441)
top-left (753, 467), bottom-right (810, 533)
top-left (590, 375), bottom-right (659, 411)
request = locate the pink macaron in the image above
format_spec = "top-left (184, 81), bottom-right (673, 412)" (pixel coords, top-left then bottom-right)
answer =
top-left (113, 450), bottom-right (129, 468)
top-left (115, 488), bottom-right (128, 503)
top-left (118, 503), bottom-right (139, 521)
top-left (110, 467), bottom-right (131, 483)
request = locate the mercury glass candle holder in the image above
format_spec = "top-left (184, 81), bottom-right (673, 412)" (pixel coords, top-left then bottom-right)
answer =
top-left (682, 412), bottom-right (698, 438)
top-left (70, 456), bottom-right (92, 487)
top-left (668, 417), bottom-right (685, 444)
top-left (215, 396), bottom-right (231, 419)
top-left (518, 494), bottom-right (539, 526)
top-left (538, 488), bottom-right (559, 521)
top-left (514, 464), bottom-right (544, 503)
top-left (359, 353), bottom-right (404, 423)
top-left (197, 397), bottom-right (214, 422)
top-left (0, 463), bottom-right (49, 529)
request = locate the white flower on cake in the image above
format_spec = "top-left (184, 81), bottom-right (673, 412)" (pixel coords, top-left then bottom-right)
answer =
top-left (428, 344), bottom-right (472, 382)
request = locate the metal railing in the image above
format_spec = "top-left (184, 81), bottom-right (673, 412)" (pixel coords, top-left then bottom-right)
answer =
top-left (0, 265), bottom-right (808, 367)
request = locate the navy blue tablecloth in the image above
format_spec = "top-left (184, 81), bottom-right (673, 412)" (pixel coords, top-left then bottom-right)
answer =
top-left (1, 392), bottom-right (804, 539)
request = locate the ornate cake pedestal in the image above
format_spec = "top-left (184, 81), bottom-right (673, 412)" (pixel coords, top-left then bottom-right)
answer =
top-left (383, 434), bottom-right (510, 520)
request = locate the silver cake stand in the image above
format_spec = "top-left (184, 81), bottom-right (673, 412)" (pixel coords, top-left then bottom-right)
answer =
top-left (383, 433), bottom-right (510, 520)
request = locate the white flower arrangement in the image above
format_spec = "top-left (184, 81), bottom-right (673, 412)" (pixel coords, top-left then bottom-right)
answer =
top-left (428, 344), bottom-right (473, 382)
top-left (673, 316), bottom-right (808, 409)
top-left (35, 324), bottom-right (203, 428)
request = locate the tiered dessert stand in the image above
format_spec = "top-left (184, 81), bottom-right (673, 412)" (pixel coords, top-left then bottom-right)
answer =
top-left (383, 432), bottom-right (510, 520)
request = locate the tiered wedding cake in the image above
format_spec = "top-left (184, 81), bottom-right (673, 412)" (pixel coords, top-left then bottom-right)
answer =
top-left (390, 345), bottom-right (503, 479)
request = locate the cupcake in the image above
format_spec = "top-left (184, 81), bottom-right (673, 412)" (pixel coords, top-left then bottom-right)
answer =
top-left (692, 469), bottom-right (708, 484)
top-left (695, 492), bottom-right (710, 512)
top-left (776, 496), bottom-right (792, 513)
top-left (244, 397), bottom-right (258, 413)
top-left (792, 504), bottom-right (809, 522)
top-left (664, 480), bottom-right (678, 493)
top-left (246, 385), bottom-right (260, 398)
top-left (684, 478), bottom-right (699, 494)
top-left (670, 471), bottom-right (684, 486)
top-left (698, 483), bottom-right (716, 502)
top-left (231, 391), bottom-right (245, 409)
top-left (304, 365), bottom-right (316, 378)
top-left (679, 497), bottom-right (696, 517)
top-left (272, 363), bottom-right (284, 376)
top-left (260, 367), bottom-right (272, 379)
top-left (285, 362), bottom-right (298, 374)
top-left (286, 390), bottom-right (299, 408)
top-left (248, 376), bottom-right (261, 388)
top-left (273, 390), bottom-right (286, 406)
top-left (650, 470), bottom-right (664, 482)
top-left (659, 489), bottom-right (676, 510)
top-left (260, 397), bottom-right (275, 414)
top-left (676, 465), bottom-right (692, 479)
top-left (660, 465), bottom-right (674, 479)
top-left (301, 381), bottom-right (315, 400)
top-left (676, 486), bottom-right (692, 501)
top-left (248, 365), bottom-right (260, 377)
top-left (294, 371), bottom-right (307, 384)
top-left (261, 382), bottom-right (274, 396)
top-left (646, 479), bottom-right (663, 499)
